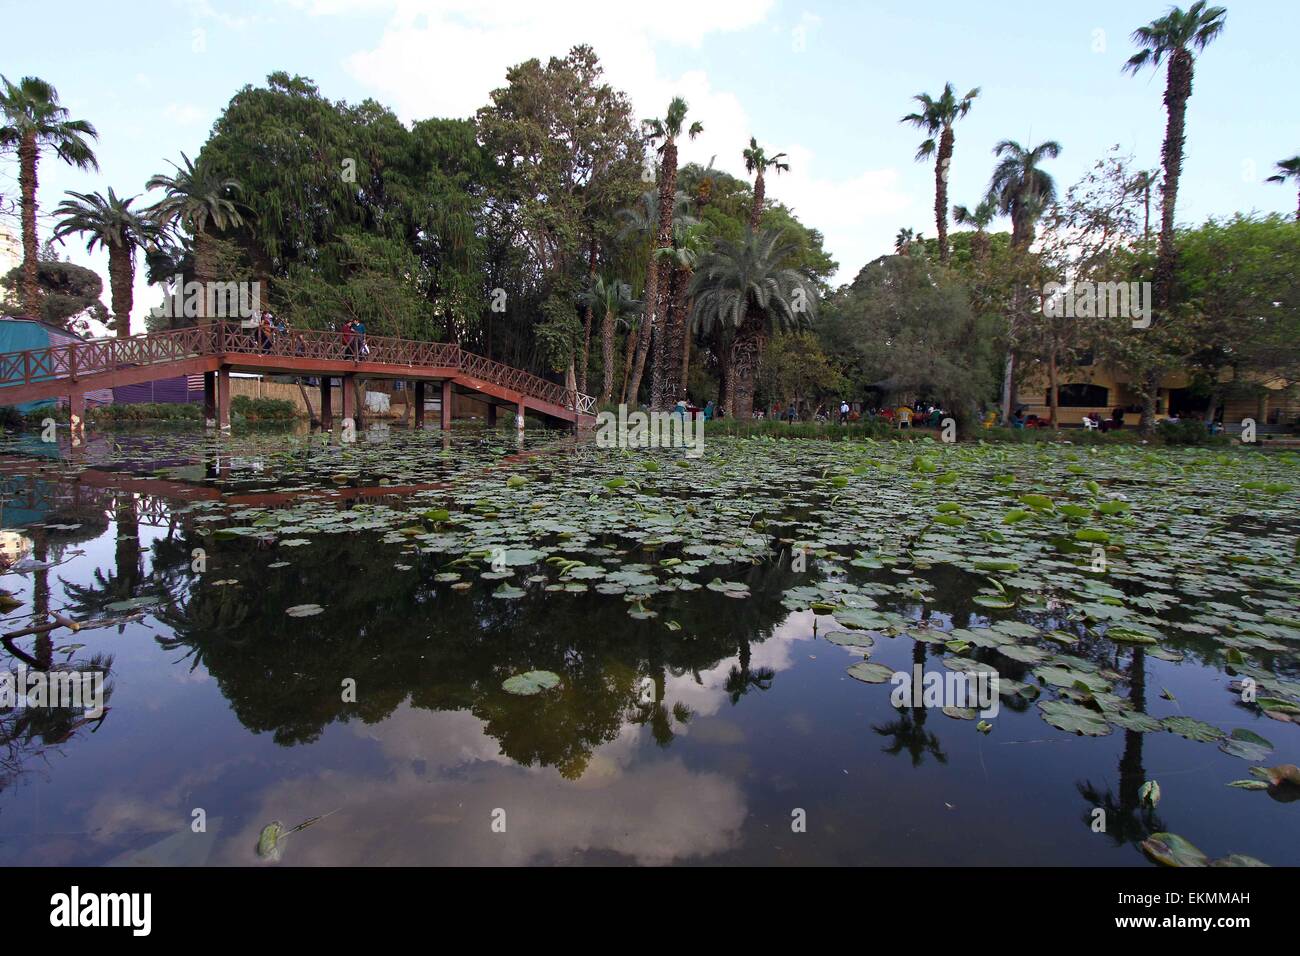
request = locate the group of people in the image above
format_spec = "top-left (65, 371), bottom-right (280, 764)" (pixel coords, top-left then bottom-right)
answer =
top-left (250, 311), bottom-right (369, 360)
top-left (255, 309), bottom-right (288, 352)
top-left (340, 318), bottom-right (368, 359)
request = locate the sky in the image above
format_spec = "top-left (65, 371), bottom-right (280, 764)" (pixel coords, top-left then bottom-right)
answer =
top-left (2, 0), bottom-right (1296, 333)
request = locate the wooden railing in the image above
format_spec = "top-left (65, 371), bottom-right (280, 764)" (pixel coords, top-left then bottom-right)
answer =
top-left (0, 323), bottom-right (595, 417)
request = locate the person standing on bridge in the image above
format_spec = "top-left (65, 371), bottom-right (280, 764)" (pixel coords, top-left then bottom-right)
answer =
top-left (354, 318), bottom-right (368, 359)
top-left (341, 319), bottom-right (355, 359)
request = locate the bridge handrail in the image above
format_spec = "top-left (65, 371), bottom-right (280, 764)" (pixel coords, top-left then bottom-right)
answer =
top-left (0, 321), bottom-right (595, 415)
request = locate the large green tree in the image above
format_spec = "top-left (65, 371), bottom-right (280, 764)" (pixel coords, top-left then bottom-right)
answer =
top-left (0, 76), bottom-right (98, 320)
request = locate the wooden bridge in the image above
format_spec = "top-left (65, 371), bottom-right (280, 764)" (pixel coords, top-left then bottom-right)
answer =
top-left (0, 322), bottom-right (596, 433)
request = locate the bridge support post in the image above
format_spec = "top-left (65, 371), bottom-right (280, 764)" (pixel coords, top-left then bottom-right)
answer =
top-left (320, 378), bottom-right (332, 430)
top-left (203, 371), bottom-right (217, 428)
top-left (515, 400), bottom-right (526, 433)
top-left (342, 374), bottom-right (356, 439)
top-left (68, 391), bottom-right (85, 445)
top-left (217, 367), bottom-right (231, 432)
top-left (486, 403), bottom-right (497, 428)
top-left (414, 381), bottom-right (425, 428)
top-left (440, 380), bottom-right (452, 431)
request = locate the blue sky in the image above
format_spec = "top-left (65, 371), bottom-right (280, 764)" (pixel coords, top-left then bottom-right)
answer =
top-left (3, 0), bottom-right (1296, 330)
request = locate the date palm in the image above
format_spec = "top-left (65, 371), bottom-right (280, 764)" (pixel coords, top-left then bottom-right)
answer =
top-left (641, 97), bottom-right (702, 409)
top-left (1123, 1), bottom-right (1227, 434)
top-left (0, 76), bottom-right (99, 320)
top-left (689, 228), bottom-right (815, 419)
top-left (578, 274), bottom-right (639, 405)
top-left (901, 83), bottom-right (979, 263)
top-left (655, 221), bottom-right (708, 403)
top-left (742, 137), bottom-right (789, 230)
top-left (1127, 169), bottom-right (1161, 242)
top-left (1266, 156), bottom-right (1300, 221)
top-left (986, 139), bottom-right (1060, 248)
top-left (986, 138), bottom-right (1059, 423)
top-left (952, 196), bottom-right (997, 260)
top-left (52, 189), bottom-right (156, 337)
top-left (145, 153), bottom-right (245, 325)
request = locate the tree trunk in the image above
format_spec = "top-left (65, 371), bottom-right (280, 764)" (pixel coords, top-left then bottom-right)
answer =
top-left (627, 277), bottom-right (654, 407)
top-left (579, 238), bottom-right (596, 394)
top-left (729, 312), bottom-right (765, 420)
top-left (1048, 346), bottom-right (1059, 429)
top-left (621, 319), bottom-right (639, 404)
top-left (716, 336), bottom-right (731, 417)
top-left (677, 277), bottom-right (693, 399)
top-left (935, 126), bottom-right (954, 263)
top-left (107, 241), bottom-right (134, 338)
top-left (1144, 50), bottom-right (1193, 438)
top-left (649, 139), bottom-right (679, 410)
top-left (1000, 350), bottom-right (1015, 425)
top-left (750, 168), bottom-right (765, 231)
top-left (193, 230), bottom-right (214, 326)
top-left (600, 307), bottom-right (615, 405)
top-left (17, 131), bottom-right (41, 321)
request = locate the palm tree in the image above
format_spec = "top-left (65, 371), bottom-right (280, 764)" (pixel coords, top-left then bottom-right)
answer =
top-left (617, 184), bottom-right (696, 405)
top-left (952, 196), bottom-right (997, 260)
top-left (893, 227), bottom-right (925, 256)
top-left (52, 189), bottom-right (156, 338)
top-left (0, 76), bottom-right (98, 320)
top-left (986, 138), bottom-right (1060, 423)
top-left (901, 83), bottom-right (979, 264)
top-left (689, 228), bottom-right (814, 419)
top-left (655, 221), bottom-right (708, 403)
top-left (742, 137), bottom-right (789, 230)
top-left (641, 97), bottom-right (702, 409)
top-left (145, 153), bottom-right (245, 325)
top-left (1266, 156), bottom-right (1300, 221)
top-left (987, 139), bottom-right (1060, 248)
top-left (1124, 2), bottom-right (1227, 434)
top-left (578, 275), bottom-right (639, 405)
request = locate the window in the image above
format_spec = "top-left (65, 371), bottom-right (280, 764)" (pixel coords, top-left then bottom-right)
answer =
top-left (1052, 383), bottom-right (1109, 407)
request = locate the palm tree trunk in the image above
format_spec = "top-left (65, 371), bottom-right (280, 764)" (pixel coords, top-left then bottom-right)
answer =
top-left (750, 169), bottom-right (765, 230)
top-left (729, 312), bottom-right (764, 420)
top-left (193, 230), bottom-right (214, 327)
top-left (627, 276), bottom-right (654, 407)
top-left (676, 275), bottom-right (693, 398)
top-left (935, 126), bottom-right (954, 263)
top-left (1048, 347), bottom-right (1059, 429)
top-left (579, 239), bottom-right (596, 394)
top-left (107, 242), bottom-right (134, 338)
top-left (17, 132), bottom-right (42, 321)
top-left (649, 140), bottom-right (679, 410)
top-left (1142, 50), bottom-right (1192, 437)
top-left (600, 307), bottom-right (615, 405)
top-left (621, 320), bottom-right (639, 404)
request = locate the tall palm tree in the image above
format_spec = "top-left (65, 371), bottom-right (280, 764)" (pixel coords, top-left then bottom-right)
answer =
top-left (952, 196), bottom-right (997, 260)
top-left (986, 138), bottom-right (1060, 423)
top-left (578, 274), bottom-right (639, 405)
top-left (145, 153), bottom-right (245, 325)
top-left (741, 137), bottom-right (789, 230)
top-left (901, 83), bottom-right (979, 264)
top-left (641, 97), bottom-right (702, 410)
top-left (689, 228), bottom-right (814, 419)
top-left (987, 139), bottom-right (1060, 248)
top-left (0, 76), bottom-right (98, 320)
top-left (1266, 156), bottom-right (1300, 221)
top-left (655, 221), bottom-right (708, 403)
top-left (1124, 2), bottom-right (1227, 434)
top-left (893, 227), bottom-right (924, 256)
top-left (52, 189), bottom-right (156, 338)
top-left (617, 183), bottom-right (696, 405)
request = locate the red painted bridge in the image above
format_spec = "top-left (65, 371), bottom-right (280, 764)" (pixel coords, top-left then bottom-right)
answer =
top-left (0, 322), bottom-right (596, 431)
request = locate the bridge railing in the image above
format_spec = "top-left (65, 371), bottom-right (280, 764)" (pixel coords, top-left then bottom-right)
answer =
top-left (0, 321), bottom-right (595, 416)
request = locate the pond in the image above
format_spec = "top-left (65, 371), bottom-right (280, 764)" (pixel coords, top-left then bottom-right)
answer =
top-left (0, 425), bottom-right (1296, 866)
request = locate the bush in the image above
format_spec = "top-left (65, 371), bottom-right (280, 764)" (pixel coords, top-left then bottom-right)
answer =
top-left (704, 417), bottom-right (895, 441)
top-left (91, 402), bottom-right (202, 424)
top-left (1154, 420), bottom-right (1230, 447)
top-left (231, 396), bottom-right (300, 421)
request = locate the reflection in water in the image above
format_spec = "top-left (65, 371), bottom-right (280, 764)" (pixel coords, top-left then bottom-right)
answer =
top-left (0, 429), bottom-right (1295, 866)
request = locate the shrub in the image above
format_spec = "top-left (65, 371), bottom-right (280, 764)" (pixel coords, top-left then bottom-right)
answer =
top-left (231, 396), bottom-right (300, 421)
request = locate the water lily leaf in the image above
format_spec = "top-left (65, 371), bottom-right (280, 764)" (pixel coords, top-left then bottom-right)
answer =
top-left (1219, 729), bottom-right (1274, 761)
top-left (502, 670), bottom-right (561, 695)
top-left (1141, 832), bottom-right (1208, 868)
top-left (1038, 699), bottom-right (1111, 736)
top-left (846, 661), bottom-right (895, 684)
top-left (1162, 716), bottom-right (1225, 742)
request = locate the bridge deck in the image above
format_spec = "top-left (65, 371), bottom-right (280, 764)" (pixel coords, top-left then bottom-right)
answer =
top-left (0, 322), bottom-right (596, 429)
